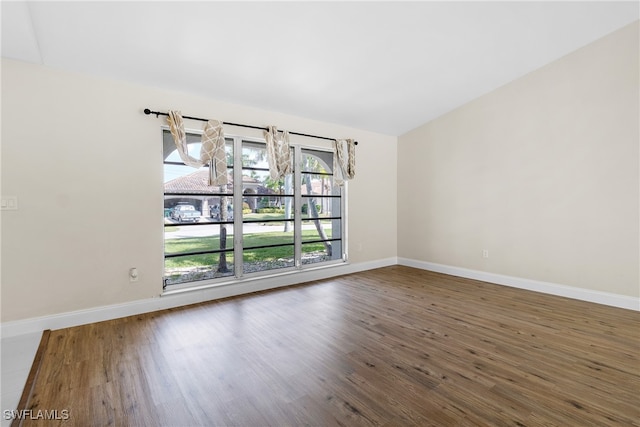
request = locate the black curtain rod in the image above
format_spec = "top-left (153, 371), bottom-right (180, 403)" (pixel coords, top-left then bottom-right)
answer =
top-left (144, 108), bottom-right (357, 145)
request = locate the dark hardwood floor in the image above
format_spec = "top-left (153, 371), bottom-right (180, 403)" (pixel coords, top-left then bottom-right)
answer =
top-left (16, 266), bottom-right (640, 426)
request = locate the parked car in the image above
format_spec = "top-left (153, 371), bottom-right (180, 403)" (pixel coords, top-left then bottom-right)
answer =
top-left (209, 204), bottom-right (233, 221)
top-left (171, 204), bottom-right (201, 222)
top-left (209, 205), bottom-right (220, 219)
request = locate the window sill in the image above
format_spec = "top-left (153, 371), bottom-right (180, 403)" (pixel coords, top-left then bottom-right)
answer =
top-left (161, 260), bottom-right (348, 297)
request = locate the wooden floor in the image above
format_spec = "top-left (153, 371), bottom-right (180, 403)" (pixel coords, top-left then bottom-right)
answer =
top-left (16, 266), bottom-right (640, 426)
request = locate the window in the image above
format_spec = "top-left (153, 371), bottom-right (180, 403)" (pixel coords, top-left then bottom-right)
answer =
top-left (163, 130), bottom-right (345, 290)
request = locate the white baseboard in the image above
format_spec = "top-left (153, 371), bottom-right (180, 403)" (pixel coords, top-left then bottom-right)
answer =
top-left (4, 256), bottom-right (636, 338)
top-left (0, 258), bottom-right (397, 338)
top-left (398, 257), bottom-right (640, 312)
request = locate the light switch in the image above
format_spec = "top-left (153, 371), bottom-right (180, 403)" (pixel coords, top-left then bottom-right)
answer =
top-left (1, 196), bottom-right (18, 210)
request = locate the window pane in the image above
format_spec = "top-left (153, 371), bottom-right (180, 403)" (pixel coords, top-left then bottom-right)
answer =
top-left (301, 148), bottom-right (341, 267)
top-left (243, 226), bottom-right (294, 247)
top-left (257, 175), bottom-right (294, 196)
top-left (243, 195), bottom-right (295, 219)
top-left (205, 196), bottom-right (234, 223)
top-left (243, 246), bottom-right (295, 274)
top-left (164, 135), bottom-right (233, 164)
top-left (165, 164), bottom-right (233, 195)
top-left (165, 224), bottom-right (234, 254)
top-left (301, 219), bottom-right (336, 242)
top-left (243, 219), bottom-right (295, 274)
top-left (242, 141), bottom-right (269, 168)
top-left (164, 223), bottom-right (235, 285)
top-left (301, 196), bottom-right (341, 219)
top-left (242, 142), bottom-right (294, 216)
top-left (242, 140), bottom-right (293, 170)
top-left (164, 252), bottom-right (235, 286)
top-left (164, 135), bottom-right (233, 186)
top-left (164, 131), bottom-right (234, 286)
top-left (301, 242), bottom-right (337, 266)
top-left (301, 173), bottom-right (339, 196)
top-left (164, 134), bottom-right (345, 289)
top-left (241, 171), bottom-right (294, 201)
top-left (302, 149), bottom-right (333, 173)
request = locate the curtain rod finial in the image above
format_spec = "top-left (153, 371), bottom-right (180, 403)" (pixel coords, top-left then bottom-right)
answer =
top-left (144, 108), bottom-right (151, 115)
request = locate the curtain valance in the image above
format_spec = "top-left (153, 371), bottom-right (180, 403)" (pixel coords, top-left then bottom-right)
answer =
top-left (264, 126), bottom-right (293, 180)
top-left (167, 110), bottom-right (227, 186)
top-left (334, 139), bottom-right (356, 186)
top-left (161, 109), bottom-right (355, 186)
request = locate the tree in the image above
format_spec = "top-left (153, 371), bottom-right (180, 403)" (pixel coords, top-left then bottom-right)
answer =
top-left (217, 191), bottom-right (230, 273)
top-left (217, 146), bottom-right (234, 273)
top-left (303, 155), bottom-right (332, 256)
top-left (283, 175), bottom-right (293, 232)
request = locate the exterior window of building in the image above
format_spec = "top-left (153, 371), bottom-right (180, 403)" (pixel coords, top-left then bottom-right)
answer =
top-left (163, 130), bottom-right (345, 290)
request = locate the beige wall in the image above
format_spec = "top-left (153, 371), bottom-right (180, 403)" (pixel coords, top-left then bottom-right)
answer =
top-left (398, 22), bottom-right (639, 297)
top-left (2, 21), bottom-right (638, 324)
top-left (0, 60), bottom-right (397, 322)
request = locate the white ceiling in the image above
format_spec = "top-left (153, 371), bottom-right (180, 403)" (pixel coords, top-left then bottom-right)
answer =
top-left (2, 1), bottom-right (638, 136)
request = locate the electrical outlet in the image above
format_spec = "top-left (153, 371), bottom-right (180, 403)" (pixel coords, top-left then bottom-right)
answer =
top-left (1, 196), bottom-right (18, 210)
top-left (482, 249), bottom-right (489, 259)
top-left (129, 267), bottom-right (139, 282)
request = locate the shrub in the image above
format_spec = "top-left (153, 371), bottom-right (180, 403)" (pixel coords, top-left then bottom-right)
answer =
top-left (301, 204), bottom-right (322, 214)
top-left (257, 207), bottom-right (285, 214)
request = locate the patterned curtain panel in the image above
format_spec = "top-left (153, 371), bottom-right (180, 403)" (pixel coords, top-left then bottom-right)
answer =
top-left (334, 138), bottom-right (356, 186)
top-left (167, 110), bottom-right (227, 185)
top-left (264, 126), bottom-right (293, 180)
top-left (201, 119), bottom-right (228, 185)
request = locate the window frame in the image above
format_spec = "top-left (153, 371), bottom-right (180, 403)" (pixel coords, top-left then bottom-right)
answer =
top-left (162, 128), bottom-right (347, 293)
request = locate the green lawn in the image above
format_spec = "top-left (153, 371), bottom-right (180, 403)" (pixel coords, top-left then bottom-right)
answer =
top-left (165, 230), bottom-right (331, 268)
top-left (243, 212), bottom-right (332, 223)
